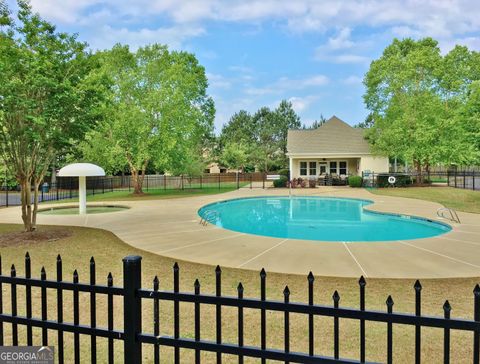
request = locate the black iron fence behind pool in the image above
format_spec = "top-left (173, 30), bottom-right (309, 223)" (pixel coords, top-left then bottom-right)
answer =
top-left (0, 254), bottom-right (479, 363)
top-left (0, 173), bottom-right (268, 207)
top-left (447, 170), bottom-right (480, 191)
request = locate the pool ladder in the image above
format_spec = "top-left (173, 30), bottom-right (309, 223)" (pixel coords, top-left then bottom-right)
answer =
top-left (437, 207), bottom-right (461, 224)
top-left (199, 210), bottom-right (219, 226)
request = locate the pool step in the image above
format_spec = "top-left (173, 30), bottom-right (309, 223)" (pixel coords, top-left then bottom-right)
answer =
top-left (199, 210), bottom-right (219, 226)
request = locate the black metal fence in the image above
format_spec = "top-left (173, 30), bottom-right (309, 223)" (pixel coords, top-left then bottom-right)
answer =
top-left (447, 170), bottom-right (480, 191)
top-left (0, 173), bottom-right (269, 207)
top-left (0, 254), bottom-right (479, 363)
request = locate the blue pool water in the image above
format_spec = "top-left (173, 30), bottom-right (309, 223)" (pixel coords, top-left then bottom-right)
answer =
top-left (198, 197), bottom-right (451, 242)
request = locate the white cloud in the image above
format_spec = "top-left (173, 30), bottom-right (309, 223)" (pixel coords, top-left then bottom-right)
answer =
top-left (87, 24), bottom-right (205, 51)
top-left (287, 95), bottom-right (318, 112)
top-left (342, 75), bottom-right (363, 85)
top-left (245, 74), bottom-right (329, 96)
top-left (206, 73), bottom-right (231, 89)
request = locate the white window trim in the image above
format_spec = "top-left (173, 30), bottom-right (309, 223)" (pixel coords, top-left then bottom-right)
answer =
top-left (299, 160), bottom-right (318, 177)
top-left (328, 160), bottom-right (348, 175)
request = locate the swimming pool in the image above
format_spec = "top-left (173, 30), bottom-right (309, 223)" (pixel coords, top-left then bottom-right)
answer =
top-left (198, 196), bottom-right (451, 242)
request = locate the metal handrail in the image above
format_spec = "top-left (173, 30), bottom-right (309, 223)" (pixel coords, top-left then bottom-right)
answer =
top-left (437, 207), bottom-right (461, 224)
top-left (199, 210), bottom-right (219, 226)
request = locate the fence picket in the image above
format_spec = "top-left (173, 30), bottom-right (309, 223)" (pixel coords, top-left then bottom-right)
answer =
top-left (474, 284), bottom-right (480, 364)
top-left (25, 253), bottom-right (32, 346)
top-left (194, 279), bottom-right (200, 364)
top-left (443, 300), bottom-right (451, 364)
top-left (307, 272), bottom-right (314, 356)
top-left (73, 270), bottom-right (80, 364)
top-left (386, 295), bottom-right (394, 364)
top-left (333, 290), bottom-right (340, 359)
top-left (414, 280), bottom-right (422, 364)
top-left (90, 257), bottom-right (97, 364)
top-left (216, 265), bottom-right (222, 364)
top-left (154, 276), bottom-right (160, 364)
top-left (283, 286), bottom-right (290, 364)
top-left (41, 267), bottom-right (47, 345)
top-left (10, 264), bottom-right (17, 346)
top-left (359, 276), bottom-right (366, 363)
top-left (173, 262), bottom-right (180, 364)
top-left (237, 283), bottom-right (244, 364)
top-left (56, 255), bottom-right (64, 364)
top-left (260, 268), bottom-right (266, 364)
top-left (0, 256), bottom-right (3, 346)
top-left (107, 273), bottom-right (114, 364)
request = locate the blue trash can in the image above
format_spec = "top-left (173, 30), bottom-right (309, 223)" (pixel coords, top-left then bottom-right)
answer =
top-left (41, 182), bottom-right (49, 193)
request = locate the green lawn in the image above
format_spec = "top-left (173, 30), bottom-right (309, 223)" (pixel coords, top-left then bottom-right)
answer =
top-left (368, 186), bottom-right (480, 213)
top-left (0, 224), bottom-right (477, 362)
top-left (43, 186), bottom-right (239, 203)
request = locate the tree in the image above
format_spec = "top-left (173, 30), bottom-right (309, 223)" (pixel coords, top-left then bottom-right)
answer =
top-left (302, 114), bottom-right (327, 129)
top-left (0, 1), bottom-right (105, 231)
top-left (219, 142), bottom-right (248, 172)
top-left (363, 38), bottom-right (480, 182)
top-left (81, 44), bottom-right (215, 193)
top-left (275, 100), bottom-right (301, 165)
top-left (354, 113), bottom-right (374, 129)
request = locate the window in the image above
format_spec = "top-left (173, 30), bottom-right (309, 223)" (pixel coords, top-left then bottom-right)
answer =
top-left (300, 162), bottom-right (307, 176)
top-left (309, 162), bottom-right (317, 176)
top-left (329, 161), bottom-right (337, 174)
top-left (339, 161), bottom-right (347, 175)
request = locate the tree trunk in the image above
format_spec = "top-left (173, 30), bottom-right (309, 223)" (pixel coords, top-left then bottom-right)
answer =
top-left (414, 160), bottom-right (423, 186)
top-left (20, 177), bottom-right (36, 232)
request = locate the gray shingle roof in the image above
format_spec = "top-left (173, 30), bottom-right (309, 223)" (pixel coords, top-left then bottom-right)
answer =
top-left (287, 116), bottom-right (370, 155)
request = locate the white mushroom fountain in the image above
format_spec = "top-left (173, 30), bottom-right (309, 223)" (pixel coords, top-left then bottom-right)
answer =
top-left (57, 163), bottom-right (105, 215)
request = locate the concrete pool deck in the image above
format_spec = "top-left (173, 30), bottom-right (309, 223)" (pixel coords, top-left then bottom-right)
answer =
top-left (0, 187), bottom-right (479, 278)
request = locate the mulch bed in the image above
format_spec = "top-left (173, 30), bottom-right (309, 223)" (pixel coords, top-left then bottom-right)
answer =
top-left (0, 228), bottom-right (73, 247)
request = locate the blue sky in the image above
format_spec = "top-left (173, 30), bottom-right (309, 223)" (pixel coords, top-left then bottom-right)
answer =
top-left (10, 0), bottom-right (480, 131)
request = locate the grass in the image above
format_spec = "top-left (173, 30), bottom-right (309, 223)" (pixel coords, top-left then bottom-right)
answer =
top-left (368, 186), bottom-right (480, 214)
top-left (0, 224), bottom-right (478, 363)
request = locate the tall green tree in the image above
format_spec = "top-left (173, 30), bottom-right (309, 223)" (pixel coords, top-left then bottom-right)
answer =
top-left (275, 100), bottom-right (301, 165)
top-left (219, 142), bottom-right (248, 172)
top-left (0, 0), bottom-right (106, 231)
top-left (81, 44), bottom-right (214, 193)
top-left (364, 38), bottom-right (480, 181)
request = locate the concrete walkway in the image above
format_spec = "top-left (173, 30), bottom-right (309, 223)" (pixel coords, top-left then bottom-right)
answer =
top-left (0, 187), bottom-right (479, 278)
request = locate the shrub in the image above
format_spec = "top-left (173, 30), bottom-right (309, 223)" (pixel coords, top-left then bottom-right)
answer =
top-left (273, 175), bottom-right (288, 188)
top-left (376, 174), bottom-right (412, 187)
top-left (308, 178), bottom-right (317, 188)
top-left (348, 175), bottom-right (363, 187)
top-left (278, 169), bottom-right (290, 179)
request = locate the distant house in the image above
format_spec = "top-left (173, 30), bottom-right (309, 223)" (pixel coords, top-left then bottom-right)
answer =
top-left (204, 162), bottom-right (238, 174)
top-left (286, 116), bottom-right (388, 179)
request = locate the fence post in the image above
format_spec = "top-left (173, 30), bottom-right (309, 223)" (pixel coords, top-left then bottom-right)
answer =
top-left (464, 171), bottom-right (466, 189)
top-left (123, 256), bottom-right (142, 363)
top-left (218, 174), bottom-right (221, 190)
top-left (250, 174), bottom-right (252, 189)
top-left (236, 173), bottom-right (239, 190)
top-left (454, 170), bottom-right (457, 188)
top-left (262, 174), bottom-right (265, 189)
top-left (5, 188), bottom-right (8, 207)
top-left (474, 172), bottom-right (476, 191)
top-left (200, 175), bottom-right (203, 189)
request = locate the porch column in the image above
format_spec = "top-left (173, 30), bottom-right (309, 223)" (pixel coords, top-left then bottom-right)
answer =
top-left (289, 157), bottom-right (293, 180)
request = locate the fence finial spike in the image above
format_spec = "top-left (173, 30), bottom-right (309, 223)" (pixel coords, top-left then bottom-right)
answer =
top-left (283, 285), bottom-right (290, 296)
top-left (443, 300), bottom-right (451, 312)
top-left (260, 268), bottom-right (266, 278)
top-left (90, 256), bottom-right (95, 264)
top-left (474, 284), bottom-right (480, 296)
top-left (414, 279), bottom-right (422, 291)
top-left (333, 290), bottom-right (340, 302)
top-left (194, 278), bottom-right (200, 288)
top-left (386, 295), bottom-right (394, 306)
top-left (237, 282), bottom-right (244, 292)
top-left (307, 271), bottom-right (314, 282)
top-left (10, 263), bottom-right (15, 271)
top-left (153, 275), bottom-right (159, 284)
top-left (359, 275), bottom-right (366, 287)
top-left (173, 262), bottom-right (179, 271)
top-left (25, 252), bottom-right (30, 259)
top-left (41, 266), bottom-right (46, 274)
top-left (56, 254), bottom-right (61, 262)
top-left (215, 265), bottom-right (221, 274)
